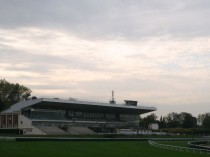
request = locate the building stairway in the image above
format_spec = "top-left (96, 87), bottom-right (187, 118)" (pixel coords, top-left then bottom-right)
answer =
top-left (36, 126), bottom-right (68, 135)
top-left (67, 127), bottom-right (96, 135)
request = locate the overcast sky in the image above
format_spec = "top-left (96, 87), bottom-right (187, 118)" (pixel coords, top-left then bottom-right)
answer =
top-left (1, 0), bottom-right (210, 118)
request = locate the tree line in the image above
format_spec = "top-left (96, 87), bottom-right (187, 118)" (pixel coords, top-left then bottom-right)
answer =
top-left (140, 112), bottom-right (210, 131)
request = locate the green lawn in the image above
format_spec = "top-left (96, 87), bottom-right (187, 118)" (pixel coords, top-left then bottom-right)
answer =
top-left (0, 141), bottom-right (209, 157)
top-left (158, 141), bottom-right (189, 147)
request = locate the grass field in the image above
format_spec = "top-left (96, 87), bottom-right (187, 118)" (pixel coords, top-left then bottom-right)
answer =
top-left (0, 140), bottom-right (209, 157)
top-left (158, 141), bottom-right (189, 147)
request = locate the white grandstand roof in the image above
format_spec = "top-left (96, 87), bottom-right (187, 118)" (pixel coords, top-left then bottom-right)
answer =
top-left (1, 98), bottom-right (157, 114)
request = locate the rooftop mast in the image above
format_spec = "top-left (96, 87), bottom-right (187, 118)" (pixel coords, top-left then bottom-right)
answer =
top-left (110, 90), bottom-right (116, 104)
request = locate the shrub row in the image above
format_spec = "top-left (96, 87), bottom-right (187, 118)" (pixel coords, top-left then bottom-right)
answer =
top-left (160, 128), bottom-right (210, 135)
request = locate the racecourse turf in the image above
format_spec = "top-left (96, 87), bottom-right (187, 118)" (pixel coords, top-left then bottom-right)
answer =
top-left (0, 141), bottom-right (209, 157)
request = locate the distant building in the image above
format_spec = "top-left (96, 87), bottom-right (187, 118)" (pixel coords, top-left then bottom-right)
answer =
top-left (0, 98), bottom-right (156, 135)
top-left (148, 123), bottom-right (159, 130)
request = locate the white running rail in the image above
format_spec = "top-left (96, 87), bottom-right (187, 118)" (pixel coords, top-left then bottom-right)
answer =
top-left (149, 140), bottom-right (210, 155)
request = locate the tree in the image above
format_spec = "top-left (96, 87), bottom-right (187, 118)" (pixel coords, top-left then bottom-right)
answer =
top-left (31, 96), bottom-right (37, 100)
top-left (202, 115), bottom-right (210, 129)
top-left (179, 112), bottom-right (197, 128)
top-left (165, 112), bottom-right (181, 128)
top-left (159, 116), bottom-right (166, 129)
top-left (197, 113), bottom-right (210, 126)
top-left (0, 99), bottom-right (4, 111)
top-left (0, 79), bottom-right (32, 111)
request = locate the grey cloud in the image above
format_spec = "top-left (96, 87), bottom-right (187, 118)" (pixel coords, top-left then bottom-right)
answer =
top-left (29, 84), bottom-right (77, 91)
top-left (0, 0), bottom-right (210, 39)
top-left (0, 47), bottom-right (104, 73)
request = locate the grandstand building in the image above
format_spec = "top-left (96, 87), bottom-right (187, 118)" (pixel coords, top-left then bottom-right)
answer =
top-left (0, 98), bottom-right (156, 135)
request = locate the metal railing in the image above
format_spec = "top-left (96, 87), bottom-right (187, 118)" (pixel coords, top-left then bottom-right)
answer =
top-left (149, 139), bottom-right (210, 155)
top-left (0, 136), bottom-right (16, 141)
top-left (188, 141), bottom-right (210, 150)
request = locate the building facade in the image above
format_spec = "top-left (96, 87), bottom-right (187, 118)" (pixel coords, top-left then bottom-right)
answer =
top-left (0, 98), bottom-right (156, 135)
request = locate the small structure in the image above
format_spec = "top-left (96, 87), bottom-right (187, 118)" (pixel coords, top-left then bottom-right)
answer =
top-left (148, 123), bottom-right (159, 130)
top-left (124, 100), bottom-right (138, 106)
top-left (117, 129), bottom-right (137, 135)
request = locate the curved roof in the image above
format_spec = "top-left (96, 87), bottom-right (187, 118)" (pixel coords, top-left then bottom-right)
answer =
top-left (2, 98), bottom-right (157, 114)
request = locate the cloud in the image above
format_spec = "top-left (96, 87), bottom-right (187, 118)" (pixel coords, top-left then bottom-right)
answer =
top-left (0, 0), bottom-right (210, 39)
top-left (0, 1), bottom-right (210, 116)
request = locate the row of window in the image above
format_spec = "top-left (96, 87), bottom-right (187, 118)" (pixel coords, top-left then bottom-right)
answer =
top-left (67, 111), bottom-right (116, 119)
top-left (32, 111), bottom-right (65, 120)
top-left (22, 109), bottom-right (139, 122)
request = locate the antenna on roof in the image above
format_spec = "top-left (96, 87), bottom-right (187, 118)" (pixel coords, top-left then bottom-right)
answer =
top-left (110, 90), bottom-right (116, 104)
top-left (112, 90), bottom-right (115, 102)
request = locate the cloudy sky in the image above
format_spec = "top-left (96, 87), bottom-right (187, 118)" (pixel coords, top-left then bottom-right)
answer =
top-left (1, 0), bottom-right (210, 117)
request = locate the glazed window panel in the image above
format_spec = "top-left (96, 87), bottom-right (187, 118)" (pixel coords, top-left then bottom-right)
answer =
top-left (0, 115), bottom-right (6, 128)
top-left (7, 115), bottom-right (12, 128)
top-left (13, 115), bottom-right (18, 128)
top-left (32, 110), bottom-right (66, 120)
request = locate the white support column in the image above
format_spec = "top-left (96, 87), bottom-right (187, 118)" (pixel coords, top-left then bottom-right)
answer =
top-left (5, 114), bottom-right (7, 128)
top-left (17, 114), bottom-right (20, 128)
top-left (12, 114), bottom-right (14, 128)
